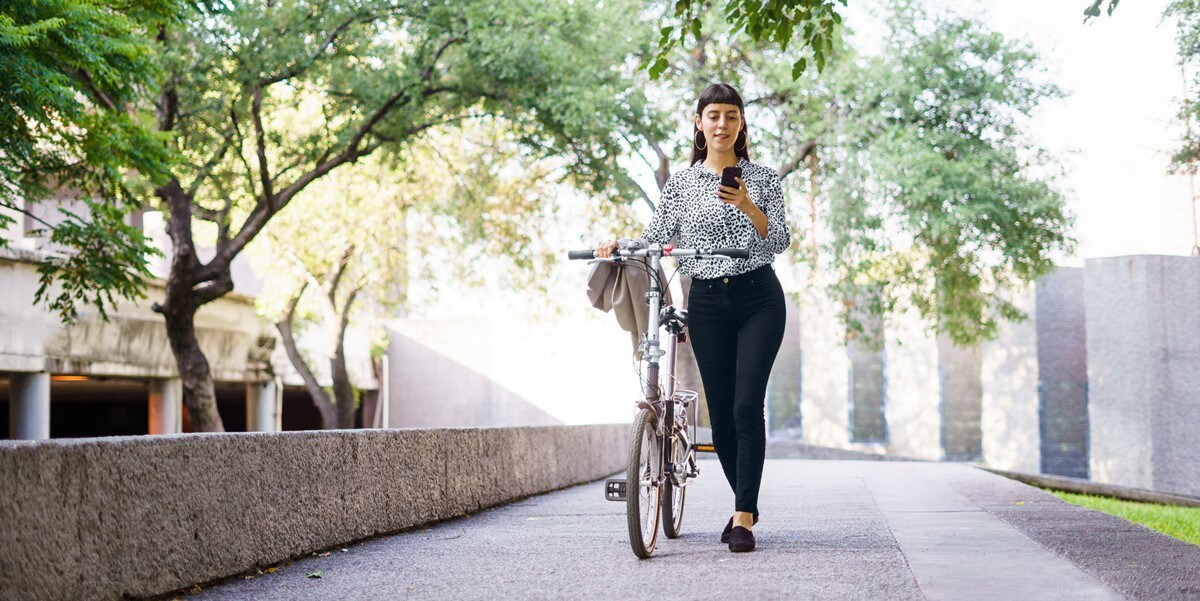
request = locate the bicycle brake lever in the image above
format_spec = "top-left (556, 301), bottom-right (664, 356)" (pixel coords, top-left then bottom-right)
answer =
top-left (586, 257), bottom-right (625, 265)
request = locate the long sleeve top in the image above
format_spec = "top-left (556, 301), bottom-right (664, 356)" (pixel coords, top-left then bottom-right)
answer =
top-left (637, 158), bottom-right (791, 279)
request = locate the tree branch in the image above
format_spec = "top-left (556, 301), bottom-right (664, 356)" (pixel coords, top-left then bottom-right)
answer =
top-left (251, 87), bottom-right (275, 208)
top-left (779, 139), bottom-right (817, 181)
top-left (76, 68), bottom-right (119, 112)
top-left (275, 281), bottom-right (338, 428)
top-left (199, 88), bottom-right (459, 283)
top-left (326, 243), bottom-right (356, 302)
top-left (193, 273), bottom-right (234, 306)
top-left (262, 14), bottom-right (362, 86)
top-left (185, 135), bottom-right (233, 198)
top-left (422, 36), bottom-right (464, 81)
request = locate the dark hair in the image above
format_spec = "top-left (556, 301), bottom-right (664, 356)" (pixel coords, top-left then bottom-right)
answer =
top-left (690, 83), bottom-right (751, 166)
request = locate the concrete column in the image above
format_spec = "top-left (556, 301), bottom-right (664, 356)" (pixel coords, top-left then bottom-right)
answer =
top-left (1085, 255), bottom-right (1200, 497)
top-left (981, 283), bottom-right (1041, 474)
top-left (938, 334), bottom-right (983, 462)
top-left (148, 378), bottom-right (183, 435)
top-left (1035, 268), bottom-right (1089, 478)
top-left (245, 380), bottom-right (280, 432)
top-left (10, 372), bottom-right (50, 440)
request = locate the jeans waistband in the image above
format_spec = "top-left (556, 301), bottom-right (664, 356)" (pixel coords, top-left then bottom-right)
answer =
top-left (691, 264), bottom-right (775, 290)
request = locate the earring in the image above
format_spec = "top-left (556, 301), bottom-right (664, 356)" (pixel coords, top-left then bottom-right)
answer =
top-left (694, 129), bottom-right (706, 150)
top-left (735, 130), bottom-right (747, 150)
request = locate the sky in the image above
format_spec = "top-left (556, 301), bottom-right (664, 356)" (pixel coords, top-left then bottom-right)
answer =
top-left (980, 0), bottom-right (1198, 260)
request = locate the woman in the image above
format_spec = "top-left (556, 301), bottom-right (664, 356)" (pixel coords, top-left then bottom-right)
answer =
top-left (596, 83), bottom-right (790, 552)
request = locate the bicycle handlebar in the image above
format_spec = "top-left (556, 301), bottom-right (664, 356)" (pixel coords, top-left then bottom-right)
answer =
top-left (567, 246), bottom-right (749, 260)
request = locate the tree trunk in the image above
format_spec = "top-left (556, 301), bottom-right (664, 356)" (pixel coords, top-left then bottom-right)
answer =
top-left (276, 323), bottom-right (338, 429)
top-left (331, 345), bottom-right (357, 429)
top-left (276, 286), bottom-right (338, 429)
top-left (162, 298), bottom-right (225, 432)
top-left (157, 179), bottom-right (225, 432)
top-left (806, 148), bottom-right (820, 279)
top-left (329, 288), bottom-right (361, 429)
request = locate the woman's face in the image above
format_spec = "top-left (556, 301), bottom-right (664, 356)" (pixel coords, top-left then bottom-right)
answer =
top-left (695, 103), bottom-right (742, 153)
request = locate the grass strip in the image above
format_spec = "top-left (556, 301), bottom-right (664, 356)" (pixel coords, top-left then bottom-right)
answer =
top-left (1051, 490), bottom-right (1200, 546)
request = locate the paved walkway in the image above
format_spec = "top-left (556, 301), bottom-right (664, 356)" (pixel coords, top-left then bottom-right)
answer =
top-left (196, 460), bottom-right (1200, 600)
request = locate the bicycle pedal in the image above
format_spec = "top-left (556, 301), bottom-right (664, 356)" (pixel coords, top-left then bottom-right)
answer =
top-left (605, 478), bottom-right (627, 501)
top-left (693, 443), bottom-right (716, 453)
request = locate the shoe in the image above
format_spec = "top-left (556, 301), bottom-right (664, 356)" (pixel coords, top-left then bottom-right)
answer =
top-left (728, 526), bottom-right (756, 552)
top-left (720, 514), bottom-right (760, 543)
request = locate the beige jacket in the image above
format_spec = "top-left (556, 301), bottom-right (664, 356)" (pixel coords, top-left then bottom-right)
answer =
top-left (586, 258), bottom-right (673, 349)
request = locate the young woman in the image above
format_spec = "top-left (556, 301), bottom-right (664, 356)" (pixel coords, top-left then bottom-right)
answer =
top-left (596, 83), bottom-right (790, 552)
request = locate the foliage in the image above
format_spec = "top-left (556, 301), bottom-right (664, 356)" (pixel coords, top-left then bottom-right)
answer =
top-left (1, 0), bottom-right (176, 321)
top-left (819, 6), bottom-right (1072, 344)
top-left (32, 200), bottom-right (160, 322)
top-left (650, 0), bottom-right (845, 80)
top-left (151, 0), bottom-right (662, 430)
top-left (1166, 1), bottom-right (1200, 172)
top-left (1052, 491), bottom-right (1200, 546)
top-left (633, 2), bottom-right (1073, 346)
top-left (1083, 0), bottom-right (1121, 22)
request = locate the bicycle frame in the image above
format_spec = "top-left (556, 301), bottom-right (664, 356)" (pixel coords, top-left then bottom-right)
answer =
top-left (628, 248), bottom-right (697, 488)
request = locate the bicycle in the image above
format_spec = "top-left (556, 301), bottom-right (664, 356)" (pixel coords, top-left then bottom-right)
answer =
top-left (568, 242), bottom-right (749, 559)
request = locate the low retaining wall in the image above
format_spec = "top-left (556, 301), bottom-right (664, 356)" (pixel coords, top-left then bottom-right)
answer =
top-left (0, 425), bottom-right (628, 601)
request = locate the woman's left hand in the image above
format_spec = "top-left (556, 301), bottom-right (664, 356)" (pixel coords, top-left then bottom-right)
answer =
top-left (717, 177), bottom-right (753, 212)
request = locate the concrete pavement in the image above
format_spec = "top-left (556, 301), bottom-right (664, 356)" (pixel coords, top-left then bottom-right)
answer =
top-left (194, 459), bottom-right (1200, 600)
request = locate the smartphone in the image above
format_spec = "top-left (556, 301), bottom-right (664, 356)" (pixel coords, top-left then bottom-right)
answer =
top-left (720, 166), bottom-right (742, 189)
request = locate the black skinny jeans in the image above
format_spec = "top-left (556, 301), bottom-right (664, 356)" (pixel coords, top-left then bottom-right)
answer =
top-left (688, 264), bottom-right (786, 516)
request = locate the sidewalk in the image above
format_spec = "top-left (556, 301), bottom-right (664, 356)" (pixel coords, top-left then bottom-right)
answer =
top-left (196, 459), bottom-right (1200, 600)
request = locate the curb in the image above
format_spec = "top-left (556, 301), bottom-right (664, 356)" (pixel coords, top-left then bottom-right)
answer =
top-left (978, 466), bottom-right (1200, 508)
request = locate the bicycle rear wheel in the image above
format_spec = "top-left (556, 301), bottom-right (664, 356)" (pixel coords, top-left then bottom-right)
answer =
top-left (626, 408), bottom-right (661, 559)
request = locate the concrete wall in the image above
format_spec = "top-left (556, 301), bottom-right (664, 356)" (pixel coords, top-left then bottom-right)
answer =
top-left (1085, 255), bottom-right (1200, 496)
top-left (0, 247), bottom-right (275, 382)
top-left (385, 315), bottom-right (636, 428)
top-left (883, 305), bottom-right (941, 460)
top-left (980, 283), bottom-right (1041, 473)
top-left (1035, 268), bottom-right (1089, 478)
top-left (767, 299), bottom-right (802, 437)
top-left (0, 425), bottom-right (627, 601)
top-left (797, 288), bottom-right (851, 449)
top-left (938, 334), bottom-right (983, 462)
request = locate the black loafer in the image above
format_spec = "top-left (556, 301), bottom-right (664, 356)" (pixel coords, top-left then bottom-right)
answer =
top-left (728, 526), bottom-right (756, 552)
top-left (720, 514), bottom-right (760, 543)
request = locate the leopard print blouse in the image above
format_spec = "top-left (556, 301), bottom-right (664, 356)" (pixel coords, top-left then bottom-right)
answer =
top-left (632, 158), bottom-right (790, 279)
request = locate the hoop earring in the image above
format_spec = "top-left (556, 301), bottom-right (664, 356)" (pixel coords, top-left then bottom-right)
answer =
top-left (735, 130), bottom-right (747, 151)
top-left (694, 130), bottom-right (706, 150)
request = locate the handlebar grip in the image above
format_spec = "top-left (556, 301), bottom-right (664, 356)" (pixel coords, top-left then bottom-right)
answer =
top-left (713, 248), bottom-right (750, 259)
top-left (567, 250), bottom-right (596, 260)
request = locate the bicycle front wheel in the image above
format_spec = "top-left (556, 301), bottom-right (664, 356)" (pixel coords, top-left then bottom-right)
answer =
top-left (627, 408), bottom-right (662, 559)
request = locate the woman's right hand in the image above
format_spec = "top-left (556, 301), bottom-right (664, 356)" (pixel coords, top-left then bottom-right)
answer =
top-left (595, 240), bottom-right (619, 258)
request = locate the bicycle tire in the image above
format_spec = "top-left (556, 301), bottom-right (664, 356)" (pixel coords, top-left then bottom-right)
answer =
top-left (626, 408), bottom-right (661, 559)
top-left (662, 479), bottom-right (686, 539)
top-left (662, 430), bottom-right (687, 539)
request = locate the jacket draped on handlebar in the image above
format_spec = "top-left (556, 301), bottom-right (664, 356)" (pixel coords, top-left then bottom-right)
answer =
top-left (586, 257), bottom-right (673, 352)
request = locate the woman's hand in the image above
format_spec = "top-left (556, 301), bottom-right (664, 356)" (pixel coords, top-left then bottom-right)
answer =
top-left (719, 177), bottom-right (769, 239)
top-left (717, 176), bottom-right (752, 212)
top-left (595, 240), bottom-right (620, 258)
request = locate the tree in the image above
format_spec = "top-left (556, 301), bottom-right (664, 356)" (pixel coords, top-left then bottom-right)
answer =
top-left (624, 2), bottom-right (1073, 345)
top-left (252, 118), bottom-right (558, 429)
top-left (810, 5), bottom-right (1072, 344)
top-left (649, 0), bottom-right (845, 80)
top-left (0, 0), bottom-right (176, 321)
top-left (149, 0), bottom-right (660, 431)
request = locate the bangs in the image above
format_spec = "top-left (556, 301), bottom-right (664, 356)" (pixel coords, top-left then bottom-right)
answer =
top-left (696, 83), bottom-right (745, 114)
